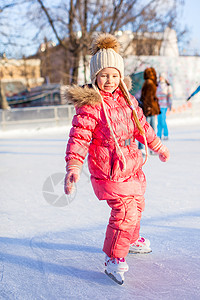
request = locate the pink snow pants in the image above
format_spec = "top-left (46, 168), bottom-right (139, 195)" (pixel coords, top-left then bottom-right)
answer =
top-left (103, 195), bottom-right (145, 258)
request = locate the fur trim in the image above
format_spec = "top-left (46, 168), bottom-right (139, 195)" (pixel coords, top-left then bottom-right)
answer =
top-left (61, 85), bottom-right (102, 107)
top-left (123, 76), bottom-right (132, 91)
top-left (62, 77), bottom-right (132, 108)
top-left (90, 33), bottom-right (120, 55)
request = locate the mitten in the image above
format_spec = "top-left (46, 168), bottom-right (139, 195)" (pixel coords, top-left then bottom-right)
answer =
top-left (148, 137), bottom-right (170, 162)
top-left (64, 160), bottom-right (82, 194)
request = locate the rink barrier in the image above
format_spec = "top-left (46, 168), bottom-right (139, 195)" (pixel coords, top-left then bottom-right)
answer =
top-left (168, 101), bottom-right (192, 114)
top-left (0, 105), bottom-right (75, 131)
top-left (167, 99), bottom-right (200, 122)
top-left (0, 100), bottom-right (199, 131)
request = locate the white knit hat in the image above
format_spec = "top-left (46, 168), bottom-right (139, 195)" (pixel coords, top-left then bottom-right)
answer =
top-left (90, 33), bottom-right (124, 83)
top-left (160, 72), bottom-right (167, 79)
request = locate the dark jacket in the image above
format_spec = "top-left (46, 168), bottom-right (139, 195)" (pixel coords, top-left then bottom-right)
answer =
top-left (140, 67), bottom-right (160, 116)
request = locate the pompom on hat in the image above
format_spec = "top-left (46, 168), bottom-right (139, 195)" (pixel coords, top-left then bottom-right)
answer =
top-left (90, 33), bottom-right (124, 83)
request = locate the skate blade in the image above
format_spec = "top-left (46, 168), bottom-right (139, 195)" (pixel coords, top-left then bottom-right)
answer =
top-left (105, 270), bottom-right (124, 285)
top-left (129, 248), bottom-right (152, 254)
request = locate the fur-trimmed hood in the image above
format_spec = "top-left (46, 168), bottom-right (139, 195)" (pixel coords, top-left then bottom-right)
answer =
top-left (62, 76), bottom-right (132, 108)
top-left (62, 84), bottom-right (102, 108)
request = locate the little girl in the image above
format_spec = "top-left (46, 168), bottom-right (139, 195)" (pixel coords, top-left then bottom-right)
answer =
top-left (64, 33), bottom-right (169, 285)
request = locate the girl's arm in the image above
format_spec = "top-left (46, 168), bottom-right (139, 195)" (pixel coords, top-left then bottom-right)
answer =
top-left (64, 105), bottom-right (98, 194)
top-left (65, 105), bottom-right (98, 164)
top-left (167, 85), bottom-right (172, 110)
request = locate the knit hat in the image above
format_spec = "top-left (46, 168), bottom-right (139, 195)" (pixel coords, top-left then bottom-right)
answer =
top-left (160, 72), bottom-right (167, 79)
top-left (90, 33), bottom-right (124, 83)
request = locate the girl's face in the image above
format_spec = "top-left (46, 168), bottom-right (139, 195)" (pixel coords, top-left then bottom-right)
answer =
top-left (96, 68), bottom-right (120, 93)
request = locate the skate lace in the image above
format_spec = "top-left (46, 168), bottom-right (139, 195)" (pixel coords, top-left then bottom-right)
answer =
top-left (131, 237), bottom-right (146, 247)
top-left (109, 257), bottom-right (125, 264)
top-left (138, 237), bottom-right (145, 243)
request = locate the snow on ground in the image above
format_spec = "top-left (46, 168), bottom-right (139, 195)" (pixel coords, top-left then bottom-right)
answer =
top-left (0, 116), bottom-right (200, 299)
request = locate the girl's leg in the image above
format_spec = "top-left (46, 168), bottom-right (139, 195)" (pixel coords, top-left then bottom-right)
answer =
top-left (162, 108), bottom-right (169, 137)
top-left (130, 194), bottom-right (145, 243)
top-left (130, 211), bottom-right (142, 243)
top-left (103, 196), bottom-right (138, 258)
top-left (157, 112), bottom-right (162, 138)
top-left (147, 115), bottom-right (156, 132)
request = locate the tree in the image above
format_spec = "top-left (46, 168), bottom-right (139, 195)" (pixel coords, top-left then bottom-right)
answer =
top-left (0, 81), bottom-right (10, 110)
top-left (1, 0), bottom-right (187, 84)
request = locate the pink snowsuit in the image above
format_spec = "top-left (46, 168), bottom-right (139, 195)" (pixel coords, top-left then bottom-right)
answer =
top-left (65, 85), bottom-right (157, 258)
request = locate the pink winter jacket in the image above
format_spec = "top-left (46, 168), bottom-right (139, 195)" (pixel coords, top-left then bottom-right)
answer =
top-left (65, 85), bottom-right (157, 200)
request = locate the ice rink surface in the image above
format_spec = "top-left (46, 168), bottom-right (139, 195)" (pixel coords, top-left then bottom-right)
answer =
top-left (0, 119), bottom-right (200, 299)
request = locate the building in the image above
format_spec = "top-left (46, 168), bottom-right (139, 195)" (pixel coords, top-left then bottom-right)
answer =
top-left (116, 27), bottom-right (179, 57)
top-left (30, 40), bottom-right (72, 85)
top-left (0, 57), bottom-right (44, 88)
top-left (0, 56), bottom-right (44, 109)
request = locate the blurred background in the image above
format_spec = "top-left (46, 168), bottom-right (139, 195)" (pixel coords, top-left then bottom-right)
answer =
top-left (0, 0), bottom-right (199, 129)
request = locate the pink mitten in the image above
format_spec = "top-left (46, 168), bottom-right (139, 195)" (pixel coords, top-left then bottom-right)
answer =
top-left (64, 160), bottom-right (82, 194)
top-left (149, 137), bottom-right (170, 162)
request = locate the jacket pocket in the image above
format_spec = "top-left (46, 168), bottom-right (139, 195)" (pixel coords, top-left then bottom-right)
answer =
top-left (89, 144), bottom-right (112, 179)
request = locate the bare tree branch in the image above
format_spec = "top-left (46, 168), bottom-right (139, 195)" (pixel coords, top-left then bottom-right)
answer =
top-left (0, 0), bottom-right (189, 83)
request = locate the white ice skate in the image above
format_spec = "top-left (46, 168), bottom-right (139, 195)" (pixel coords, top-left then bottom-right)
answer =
top-left (105, 255), bottom-right (129, 285)
top-left (129, 237), bottom-right (152, 254)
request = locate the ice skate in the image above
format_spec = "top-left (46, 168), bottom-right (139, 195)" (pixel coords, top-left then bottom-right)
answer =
top-left (105, 255), bottom-right (129, 285)
top-left (129, 237), bottom-right (152, 254)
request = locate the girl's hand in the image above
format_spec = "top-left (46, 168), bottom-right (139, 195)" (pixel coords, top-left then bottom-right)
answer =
top-left (64, 160), bottom-right (82, 194)
top-left (148, 137), bottom-right (170, 162)
top-left (157, 145), bottom-right (170, 162)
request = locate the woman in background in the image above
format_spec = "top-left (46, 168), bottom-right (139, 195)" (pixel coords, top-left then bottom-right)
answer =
top-left (157, 73), bottom-right (172, 140)
top-left (138, 67), bottom-right (160, 153)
